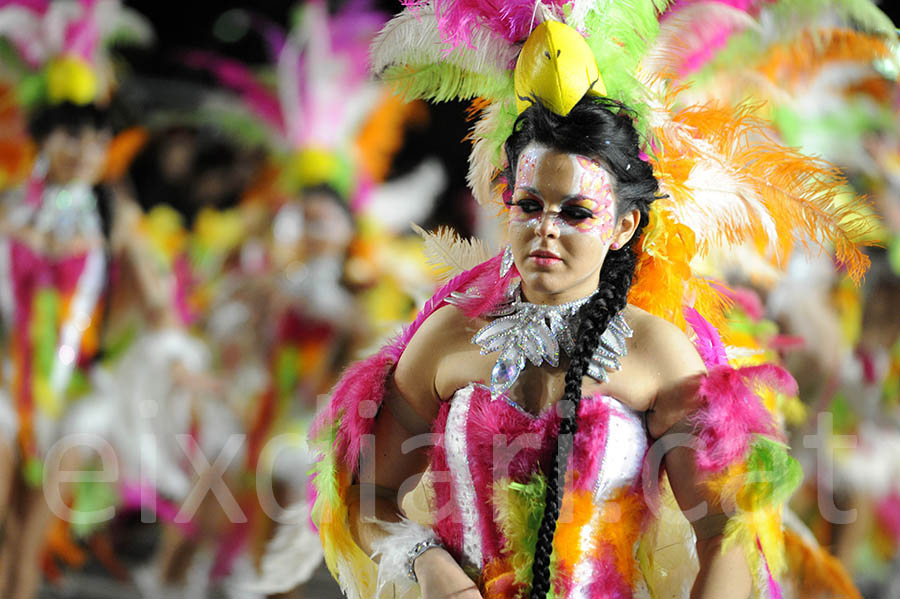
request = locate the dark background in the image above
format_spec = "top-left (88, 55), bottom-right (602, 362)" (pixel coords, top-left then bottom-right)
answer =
top-left (120, 0), bottom-right (900, 236)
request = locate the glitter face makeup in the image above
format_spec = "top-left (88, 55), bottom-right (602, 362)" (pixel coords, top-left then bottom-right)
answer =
top-left (508, 145), bottom-right (616, 243)
top-left (504, 144), bottom-right (629, 304)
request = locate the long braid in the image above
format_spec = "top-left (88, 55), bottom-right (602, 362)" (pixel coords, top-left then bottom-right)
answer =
top-left (501, 94), bottom-right (658, 597)
top-left (527, 240), bottom-right (640, 598)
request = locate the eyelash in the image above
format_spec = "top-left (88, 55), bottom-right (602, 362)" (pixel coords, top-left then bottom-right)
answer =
top-left (507, 198), bottom-right (594, 220)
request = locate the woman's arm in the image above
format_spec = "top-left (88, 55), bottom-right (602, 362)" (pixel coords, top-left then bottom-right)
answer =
top-left (663, 435), bottom-right (753, 599)
top-left (645, 318), bottom-right (753, 599)
top-left (348, 305), bottom-right (482, 598)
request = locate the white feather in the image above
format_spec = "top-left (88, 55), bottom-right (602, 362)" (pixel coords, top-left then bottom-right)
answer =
top-left (43, 0), bottom-right (82, 55)
top-left (367, 158), bottom-right (447, 233)
top-left (661, 154), bottom-right (780, 256)
top-left (413, 223), bottom-right (492, 281)
top-left (97, 1), bottom-right (155, 45)
top-left (640, 2), bottom-right (759, 76)
top-left (249, 501), bottom-right (324, 594)
top-left (0, 7), bottom-right (48, 64)
top-left (567, 0), bottom-right (605, 32)
top-left (371, 5), bottom-right (517, 82)
top-left (370, 518), bottom-right (435, 599)
top-left (466, 99), bottom-right (512, 205)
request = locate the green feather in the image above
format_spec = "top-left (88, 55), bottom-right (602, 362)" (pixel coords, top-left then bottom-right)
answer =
top-left (493, 474), bottom-right (546, 585)
top-left (33, 288), bottom-right (60, 381)
top-left (381, 63), bottom-right (513, 104)
top-left (743, 436), bottom-right (803, 508)
top-left (309, 420), bottom-right (341, 525)
top-left (579, 0), bottom-right (671, 109)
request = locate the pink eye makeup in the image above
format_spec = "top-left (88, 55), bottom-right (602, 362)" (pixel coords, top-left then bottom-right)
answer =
top-left (507, 146), bottom-right (617, 242)
top-left (571, 155), bottom-right (615, 240)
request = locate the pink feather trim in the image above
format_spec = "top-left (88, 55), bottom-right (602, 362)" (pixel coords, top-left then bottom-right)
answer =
top-left (691, 363), bottom-right (795, 472)
top-left (427, 402), bottom-right (466, 558)
top-left (403, 0), bottom-right (566, 48)
top-left (684, 306), bottom-right (728, 367)
top-left (758, 537), bottom-right (784, 599)
top-left (309, 254), bottom-right (508, 474)
top-left (443, 253), bottom-right (518, 320)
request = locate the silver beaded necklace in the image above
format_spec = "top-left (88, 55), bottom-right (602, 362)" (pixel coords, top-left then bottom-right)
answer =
top-left (454, 284), bottom-right (632, 400)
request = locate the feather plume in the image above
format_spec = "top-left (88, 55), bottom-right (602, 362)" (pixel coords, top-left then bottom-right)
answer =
top-left (754, 28), bottom-right (893, 91)
top-left (692, 0), bottom-right (898, 84)
top-left (380, 61), bottom-right (513, 104)
top-left (371, 5), bottom-right (517, 83)
top-left (182, 51), bottom-right (284, 133)
top-left (466, 98), bottom-right (517, 206)
top-left (577, 0), bottom-right (671, 117)
top-left (684, 306), bottom-right (728, 367)
top-left (251, 502), bottom-right (323, 594)
top-left (647, 88), bottom-right (876, 281)
top-left (407, 0), bottom-right (566, 48)
top-left (413, 223), bottom-right (492, 281)
top-left (643, 2), bottom-right (759, 78)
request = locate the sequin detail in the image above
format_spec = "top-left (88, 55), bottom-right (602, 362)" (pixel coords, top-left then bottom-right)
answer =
top-left (468, 287), bottom-right (593, 399)
top-left (594, 396), bottom-right (647, 503)
top-left (464, 284), bottom-right (632, 398)
top-left (444, 386), bottom-right (483, 569)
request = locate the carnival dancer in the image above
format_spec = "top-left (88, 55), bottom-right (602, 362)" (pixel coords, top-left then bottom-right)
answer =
top-left (0, 1), bottom-right (150, 596)
top-left (295, 1), bottom-right (877, 598)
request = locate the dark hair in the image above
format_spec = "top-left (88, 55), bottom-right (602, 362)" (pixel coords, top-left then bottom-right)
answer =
top-left (301, 183), bottom-right (355, 222)
top-left (503, 96), bottom-right (658, 598)
top-left (28, 102), bottom-right (112, 143)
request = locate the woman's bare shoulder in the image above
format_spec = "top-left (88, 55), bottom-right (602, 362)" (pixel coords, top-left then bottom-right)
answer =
top-left (624, 304), bottom-right (702, 366)
top-left (394, 303), bottom-right (481, 406)
top-left (624, 304), bottom-right (708, 437)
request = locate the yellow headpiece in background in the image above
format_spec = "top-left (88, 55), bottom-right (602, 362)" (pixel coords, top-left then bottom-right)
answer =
top-left (513, 21), bottom-right (607, 116)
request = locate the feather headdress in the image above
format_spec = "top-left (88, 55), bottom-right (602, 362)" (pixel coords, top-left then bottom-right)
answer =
top-left (0, 0), bottom-right (152, 106)
top-left (372, 0), bottom-right (885, 333)
top-left (189, 1), bottom-right (425, 212)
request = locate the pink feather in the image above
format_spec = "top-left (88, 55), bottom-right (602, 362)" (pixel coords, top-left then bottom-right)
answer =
top-left (403, 0), bottom-right (566, 49)
top-left (427, 402), bottom-right (466, 557)
top-left (581, 554), bottom-right (632, 599)
top-left (758, 537), bottom-right (784, 599)
top-left (691, 363), bottom-right (794, 472)
top-left (182, 51), bottom-right (285, 132)
top-left (309, 254), bottom-right (507, 473)
top-left (0, 0), bottom-right (48, 12)
top-left (718, 285), bottom-right (764, 321)
top-left (443, 253), bottom-right (519, 320)
top-left (659, 0), bottom-right (775, 77)
top-left (684, 306), bottom-right (728, 367)
top-left (63, 0), bottom-right (99, 62)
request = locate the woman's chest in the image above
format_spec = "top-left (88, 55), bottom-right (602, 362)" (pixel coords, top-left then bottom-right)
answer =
top-left (437, 384), bottom-right (649, 493)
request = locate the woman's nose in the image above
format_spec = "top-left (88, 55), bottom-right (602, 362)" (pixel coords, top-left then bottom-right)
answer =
top-left (535, 210), bottom-right (560, 238)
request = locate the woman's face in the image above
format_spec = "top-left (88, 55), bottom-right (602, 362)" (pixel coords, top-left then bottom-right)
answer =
top-left (506, 143), bottom-right (639, 304)
top-left (301, 191), bottom-right (353, 258)
top-left (43, 125), bottom-right (111, 185)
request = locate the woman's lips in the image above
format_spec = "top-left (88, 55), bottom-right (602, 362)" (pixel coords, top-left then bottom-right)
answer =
top-left (528, 250), bottom-right (562, 266)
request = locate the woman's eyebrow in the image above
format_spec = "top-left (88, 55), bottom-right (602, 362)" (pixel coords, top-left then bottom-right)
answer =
top-left (561, 194), bottom-right (596, 204)
top-left (514, 185), bottom-right (544, 198)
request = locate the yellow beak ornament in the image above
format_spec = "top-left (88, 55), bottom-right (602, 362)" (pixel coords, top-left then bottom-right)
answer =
top-left (513, 21), bottom-right (607, 117)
